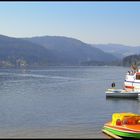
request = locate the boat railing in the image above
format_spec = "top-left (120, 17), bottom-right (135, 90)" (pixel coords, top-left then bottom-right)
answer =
top-left (127, 71), bottom-right (135, 76)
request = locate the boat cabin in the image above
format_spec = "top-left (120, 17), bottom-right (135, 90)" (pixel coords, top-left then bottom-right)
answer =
top-left (111, 112), bottom-right (140, 126)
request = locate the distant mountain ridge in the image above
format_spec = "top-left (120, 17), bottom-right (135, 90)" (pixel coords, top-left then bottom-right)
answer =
top-left (23, 36), bottom-right (118, 65)
top-left (92, 43), bottom-right (140, 59)
top-left (0, 34), bottom-right (119, 67)
top-left (0, 34), bottom-right (50, 67)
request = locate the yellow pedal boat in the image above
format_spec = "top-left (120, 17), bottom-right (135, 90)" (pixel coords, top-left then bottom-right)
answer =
top-left (102, 112), bottom-right (140, 138)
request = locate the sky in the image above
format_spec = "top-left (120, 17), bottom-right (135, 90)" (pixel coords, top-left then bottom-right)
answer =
top-left (0, 1), bottom-right (140, 46)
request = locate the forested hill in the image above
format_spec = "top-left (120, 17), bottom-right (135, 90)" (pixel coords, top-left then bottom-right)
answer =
top-left (123, 54), bottom-right (140, 66)
top-left (0, 34), bottom-right (118, 67)
top-left (0, 34), bottom-right (50, 67)
top-left (24, 36), bottom-right (118, 65)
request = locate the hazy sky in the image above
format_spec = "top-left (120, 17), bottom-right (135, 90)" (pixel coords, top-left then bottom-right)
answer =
top-left (0, 2), bottom-right (140, 46)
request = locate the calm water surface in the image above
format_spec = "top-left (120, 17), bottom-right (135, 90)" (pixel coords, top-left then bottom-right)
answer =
top-left (0, 66), bottom-right (139, 138)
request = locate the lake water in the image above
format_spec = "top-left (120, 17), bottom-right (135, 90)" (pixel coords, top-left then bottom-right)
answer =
top-left (0, 66), bottom-right (140, 138)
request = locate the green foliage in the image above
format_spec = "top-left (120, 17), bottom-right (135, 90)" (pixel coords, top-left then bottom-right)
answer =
top-left (122, 54), bottom-right (140, 66)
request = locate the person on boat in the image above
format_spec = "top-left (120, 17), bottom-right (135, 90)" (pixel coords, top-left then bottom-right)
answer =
top-left (111, 82), bottom-right (115, 88)
top-left (127, 71), bottom-right (130, 75)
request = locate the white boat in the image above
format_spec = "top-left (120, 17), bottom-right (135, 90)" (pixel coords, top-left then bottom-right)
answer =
top-left (106, 88), bottom-right (140, 98)
top-left (105, 64), bottom-right (140, 99)
top-left (124, 70), bottom-right (140, 92)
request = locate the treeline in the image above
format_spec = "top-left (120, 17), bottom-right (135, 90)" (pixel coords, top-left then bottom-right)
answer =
top-left (122, 54), bottom-right (140, 66)
top-left (0, 34), bottom-right (140, 68)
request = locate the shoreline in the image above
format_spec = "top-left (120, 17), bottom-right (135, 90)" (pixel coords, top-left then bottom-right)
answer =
top-left (0, 125), bottom-right (110, 138)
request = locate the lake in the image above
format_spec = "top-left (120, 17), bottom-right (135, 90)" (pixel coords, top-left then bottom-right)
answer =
top-left (0, 66), bottom-right (139, 138)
